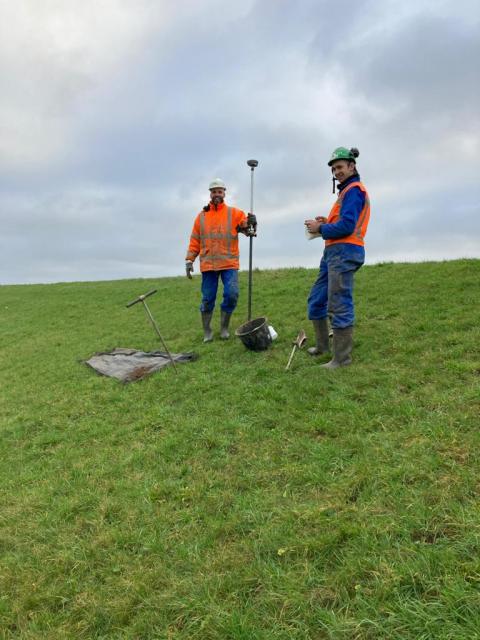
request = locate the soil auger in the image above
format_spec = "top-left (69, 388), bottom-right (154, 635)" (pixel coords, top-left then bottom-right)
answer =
top-left (285, 330), bottom-right (307, 371)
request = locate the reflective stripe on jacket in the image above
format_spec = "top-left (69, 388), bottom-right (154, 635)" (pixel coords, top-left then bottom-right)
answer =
top-left (186, 203), bottom-right (247, 272)
top-left (325, 181), bottom-right (370, 247)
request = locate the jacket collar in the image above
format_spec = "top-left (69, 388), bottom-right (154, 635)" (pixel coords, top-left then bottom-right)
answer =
top-left (338, 172), bottom-right (360, 193)
top-left (209, 201), bottom-right (228, 212)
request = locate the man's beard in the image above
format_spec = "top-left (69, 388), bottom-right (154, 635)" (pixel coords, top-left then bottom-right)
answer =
top-left (211, 196), bottom-right (224, 206)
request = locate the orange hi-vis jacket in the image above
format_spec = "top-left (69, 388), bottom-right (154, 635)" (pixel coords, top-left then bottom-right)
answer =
top-left (325, 181), bottom-right (370, 247)
top-left (186, 202), bottom-right (247, 272)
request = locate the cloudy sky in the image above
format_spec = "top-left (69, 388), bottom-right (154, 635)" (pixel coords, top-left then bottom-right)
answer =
top-left (1, 0), bottom-right (479, 284)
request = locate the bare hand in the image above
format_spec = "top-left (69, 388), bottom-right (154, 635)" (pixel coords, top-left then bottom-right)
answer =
top-left (304, 219), bottom-right (321, 234)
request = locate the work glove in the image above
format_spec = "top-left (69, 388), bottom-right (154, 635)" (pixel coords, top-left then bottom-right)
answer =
top-left (246, 212), bottom-right (257, 236)
top-left (185, 260), bottom-right (194, 279)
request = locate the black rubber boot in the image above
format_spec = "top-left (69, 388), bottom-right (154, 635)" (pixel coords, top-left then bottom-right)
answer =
top-left (201, 311), bottom-right (213, 343)
top-left (307, 318), bottom-right (330, 356)
top-left (220, 310), bottom-right (232, 340)
top-left (321, 327), bottom-right (353, 369)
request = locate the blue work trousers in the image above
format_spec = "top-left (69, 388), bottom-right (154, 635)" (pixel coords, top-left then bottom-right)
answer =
top-left (307, 243), bottom-right (365, 329)
top-left (200, 269), bottom-right (239, 314)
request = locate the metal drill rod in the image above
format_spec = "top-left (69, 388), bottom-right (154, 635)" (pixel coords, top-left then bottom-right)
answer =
top-left (141, 300), bottom-right (178, 373)
top-left (126, 290), bottom-right (178, 373)
top-left (285, 344), bottom-right (298, 371)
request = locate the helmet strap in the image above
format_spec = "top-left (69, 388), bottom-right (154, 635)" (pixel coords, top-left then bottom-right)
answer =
top-left (332, 176), bottom-right (336, 194)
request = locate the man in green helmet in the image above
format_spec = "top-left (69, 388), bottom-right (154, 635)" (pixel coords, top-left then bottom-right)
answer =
top-left (304, 147), bottom-right (371, 368)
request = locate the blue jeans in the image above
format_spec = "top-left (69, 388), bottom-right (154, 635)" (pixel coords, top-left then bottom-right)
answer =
top-left (200, 269), bottom-right (239, 314)
top-left (307, 243), bottom-right (365, 329)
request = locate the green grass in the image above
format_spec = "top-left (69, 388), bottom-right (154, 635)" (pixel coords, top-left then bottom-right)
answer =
top-left (0, 260), bottom-right (479, 639)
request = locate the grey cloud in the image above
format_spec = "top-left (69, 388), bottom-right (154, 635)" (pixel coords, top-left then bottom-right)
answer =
top-left (353, 17), bottom-right (479, 118)
top-left (1, 1), bottom-right (479, 285)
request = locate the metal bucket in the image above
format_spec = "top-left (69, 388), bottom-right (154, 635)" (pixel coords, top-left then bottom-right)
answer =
top-left (235, 316), bottom-right (272, 352)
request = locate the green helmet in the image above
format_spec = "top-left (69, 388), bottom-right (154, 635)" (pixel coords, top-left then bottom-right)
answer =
top-left (328, 147), bottom-right (359, 166)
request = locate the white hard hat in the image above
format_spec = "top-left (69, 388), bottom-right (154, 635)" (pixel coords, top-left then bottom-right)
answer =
top-left (209, 178), bottom-right (226, 190)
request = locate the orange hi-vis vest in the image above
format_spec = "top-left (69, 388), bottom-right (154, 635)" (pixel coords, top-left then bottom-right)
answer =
top-left (186, 202), bottom-right (247, 272)
top-left (325, 181), bottom-right (370, 247)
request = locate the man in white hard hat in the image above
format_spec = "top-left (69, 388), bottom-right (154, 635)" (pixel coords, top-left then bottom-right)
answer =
top-left (185, 179), bottom-right (256, 342)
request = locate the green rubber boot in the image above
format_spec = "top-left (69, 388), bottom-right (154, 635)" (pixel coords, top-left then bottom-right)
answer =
top-left (321, 327), bottom-right (353, 369)
top-left (201, 311), bottom-right (213, 343)
top-left (220, 310), bottom-right (232, 340)
top-left (307, 318), bottom-right (330, 356)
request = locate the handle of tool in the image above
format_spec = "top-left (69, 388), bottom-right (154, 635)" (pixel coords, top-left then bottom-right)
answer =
top-left (295, 332), bottom-right (307, 349)
top-left (126, 289), bottom-right (157, 308)
top-left (285, 344), bottom-right (297, 371)
top-left (247, 235), bottom-right (253, 321)
top-left (247, 165), bottom-right (255, 321)
top-left (142, 302), bottom-right (178, 373)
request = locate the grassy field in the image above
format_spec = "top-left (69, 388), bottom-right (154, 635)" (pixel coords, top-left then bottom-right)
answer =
top-left (1, 259), bottom-right (479, 639)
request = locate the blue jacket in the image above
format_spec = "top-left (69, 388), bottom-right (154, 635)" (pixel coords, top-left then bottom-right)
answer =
top-left (320, 173), bottom-right (366, 240)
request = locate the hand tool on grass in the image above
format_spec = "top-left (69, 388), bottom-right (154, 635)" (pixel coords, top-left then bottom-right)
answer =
top-left (126, 289), bottom-right (178, 373)
top-left (285, 329), bottom-right (307, 371)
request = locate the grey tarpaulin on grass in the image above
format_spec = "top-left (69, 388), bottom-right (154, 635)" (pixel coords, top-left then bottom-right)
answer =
top-left (85, 348), bottom-right (197, 383)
